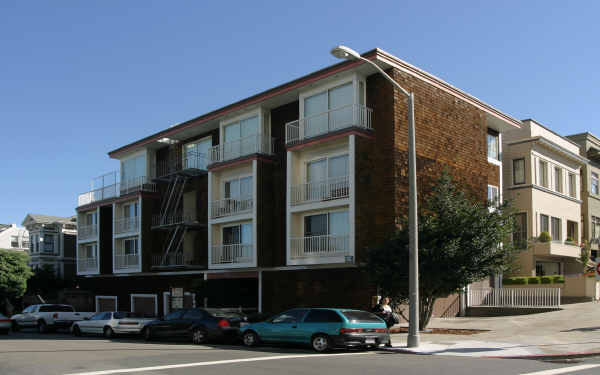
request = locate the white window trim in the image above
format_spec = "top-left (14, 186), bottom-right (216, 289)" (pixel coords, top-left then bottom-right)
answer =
top-left (95, 295), bottom-right (117, 312)
top-left (130, 294), bottom-right (158, 316)
top-left (162, 291), bottom-right (196, 316)
top-left (299, 73), bottom-right (364, 118)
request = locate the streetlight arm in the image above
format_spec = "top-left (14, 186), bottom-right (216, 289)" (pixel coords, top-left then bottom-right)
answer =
top-left (356, 56), bottom-right (411, 97)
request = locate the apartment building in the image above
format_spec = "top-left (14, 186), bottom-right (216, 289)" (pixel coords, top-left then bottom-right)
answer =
top-left (503, 120), bottom-right (586, 276)
top-left (22, 214), bottom-right (77, 279)
top-left (76, 48), bottom-right (521, 316)
top-left (0, 224), bottom-right (29, 251)
top-left (566, 132), bottom-right (600, 259)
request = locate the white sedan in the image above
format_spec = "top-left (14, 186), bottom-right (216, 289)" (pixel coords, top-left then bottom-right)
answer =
top-left (0, 313), bottom-right (11, 334)
top-left (72, 311), bottom-right (155, 338)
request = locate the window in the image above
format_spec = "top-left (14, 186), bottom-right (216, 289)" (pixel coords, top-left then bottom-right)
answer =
top-left (165, 310), bottom-right (184, 320)
top-left (487, 129), bottom-right (499, 161)
top-left (83, 244), bottom-right (97, 259)
top-left (121, 154), bottom-right (146, 184)
top-left (569, 173), bottom-right (577, 198)
top-left (567, 221), bottom-right (578, 243)
top-left (10, 236), bottom-right (19, 248)
top-left (304, 82), bottom-right (354, 137)
top-left (487, 185), bottom-right (499, 208)
top-left (341, 310), bottom-right (383, 323)
top-left (123, 202), bottom-right (138, 218)
top-left (304, 211), bottom-right (349, 238)
top-left (307, 154), bottom-right (349, 182)
top-left (592, 216), bottom-right (600, 241)
top-left (223, 224), bottom-right (252, 245)
top-left (184, 138), bottom-right (211, 169)
top-left (592, 172), bottom-right (599, 195)
top-left (90, 312), bottom-right (106, 320)
top-left (124, 238), bottom-right (139, 255)
top-left (536, 261), bottom-right (561, 276)
top-left (22, 238), bottom-right (29, 249)
top-left (538, 160), bottom-right (548, 188)
top-left (224, 176), bottom-right (253, 201)
top-left (513, 159), bottom-right (525, 185)
top-left (182, 309), bottom-right (205, 320)
top-left (513, 213), bottom-right (528, 249)
top-left (554, 167), bottom-right (563, 194)
top-left (272, 309), bottom-right (309, 323)
top-left (540, 214), bottom-right (550, 234)
top-left (304, 309), bottom-right (343, 323)
top-left (85, 212), bottom-right (97, 226)
top-left (43, 234), bottom-right (54, 252)
top-left (551, 217), bottom-right (561, 241)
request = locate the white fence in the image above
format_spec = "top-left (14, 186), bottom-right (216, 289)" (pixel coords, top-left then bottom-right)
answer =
top-left (467, 288), bottom-right (561, 309)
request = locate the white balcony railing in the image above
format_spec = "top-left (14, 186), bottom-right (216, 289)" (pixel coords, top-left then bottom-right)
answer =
top-left (209, 134), bottom-right (274, 164)
top-left (114, 216), bottom-right (140, 234)
top-left (152, 253), bottom-right (203, 268)
top-left (78, 183), bottom-right (119, 207)
top-left (290, 234), bottom-right (350, 259)
top-left (78, 224), bottom-right (98, 241)
top-left (78, 257), bottom-right (98, 272)
top-left (78, 172), bottom-right (156, 207)
top-left (114, 253), bottom-right (140, 270)
top-left (211, 244), bottom-right (253, 265)
top-left (210, 197), bottom-right (253, 219)
top-left (120, 176), bottom-right (156, 195)
top-left (290, 176), bottom-right (350, 206)
top-left (155, 151), bottom-right (208, 178)
top-left (285, 104), bottom-right (372, 144)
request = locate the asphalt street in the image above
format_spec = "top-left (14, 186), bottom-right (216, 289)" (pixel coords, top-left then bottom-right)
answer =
top-left (2, 331), bottom-right (600, 375)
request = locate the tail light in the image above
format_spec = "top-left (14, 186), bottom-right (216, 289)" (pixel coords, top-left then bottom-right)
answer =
top-left (52, 313), bottom-right (58, 319)
top-left (374, 328), bottom-right (388, 333)
top-left (340, 328), bottom-right (363, 334)
top-left (217, 319), bottom-right (230, 328)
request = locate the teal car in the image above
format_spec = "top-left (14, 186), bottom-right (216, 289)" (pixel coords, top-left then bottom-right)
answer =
top-left (241, 308), bottom-right (390, 352)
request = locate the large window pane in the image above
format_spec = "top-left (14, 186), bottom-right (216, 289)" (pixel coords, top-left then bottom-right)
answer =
top-left (329, 83), bottom-right (353, 128)
top-left (224, 122), bottom-right (241, 143)
top-left (304, 92), bottom-right (328, 137)
top-left (513, 213), bottom-right (527, 249)
top-left (554, 167), bottom-right (563, 193)
top-left (305, 214), bottom-right (328, 237)
top-left (225, 179), bottom-right (239, 199)
top-left (540, 214), bottom-right (549, 234)
top-left (487, 130), bottom-right (499, 161)
top-left (551, 217), bottom-right (561, 241)
top-left (240, 116), bottom-right (259, 138)
top-left (328, 155), bottom-right (348, 178)
top-left (513, 159), bottom-right (525, 185)
top-left (307, 159), bottom-right (327, 182)
top-left (241, 224), bottom-right (252, 244)
top-left (240, 177), bottom-right (252, 198)
top-left (329, 211), bottom-right (349, 235)
top-left (592, 172), bottom-right (599, 195)
top-left (223, 226), bottom-right (240, 244)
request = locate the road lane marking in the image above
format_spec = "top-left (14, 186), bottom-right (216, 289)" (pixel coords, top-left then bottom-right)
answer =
top-left (64, 352), bottom-right (373, 375)
top-left (519, 364), bottom-right (600, 375)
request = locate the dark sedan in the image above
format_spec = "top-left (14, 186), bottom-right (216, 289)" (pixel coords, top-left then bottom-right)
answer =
top-left (141, 308), bottom-right (248, 344)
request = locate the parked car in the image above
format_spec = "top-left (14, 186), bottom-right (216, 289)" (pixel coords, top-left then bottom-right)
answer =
top-left (72, 311), bottom-right (156, 338)
top-left (0, 313), bottom-right (11, 334)
top-left (142, 308), bottom-right (248, 344)
top-left (10, 304), bottom-right (95, 333)
top-left (241, 308), bottom-right (391, 352)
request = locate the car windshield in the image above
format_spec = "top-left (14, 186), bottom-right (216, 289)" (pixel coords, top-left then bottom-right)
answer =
top-left (340, 310), bottom-right (383, 323)
top-left (205, 309), bottom-right (244, 319)
top-left (114, 312), bottom-right (144, 319)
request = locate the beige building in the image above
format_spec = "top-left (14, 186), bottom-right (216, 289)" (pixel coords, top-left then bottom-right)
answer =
top-left (566, 132), bottom-right (600, 259)
top-left (503, 119), bottom-right (587, 276)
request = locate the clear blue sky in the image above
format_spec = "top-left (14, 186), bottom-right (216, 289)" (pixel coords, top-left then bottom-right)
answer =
top-left (1, 1), bottom-right (599, 225)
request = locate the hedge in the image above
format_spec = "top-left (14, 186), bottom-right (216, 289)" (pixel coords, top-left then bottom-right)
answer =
top-left (527, 277), bottom-right (541, 284)
top-left (502, 276), bottom-right (564, 285)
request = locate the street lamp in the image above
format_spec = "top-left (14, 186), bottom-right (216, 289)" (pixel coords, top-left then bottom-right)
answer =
top-left (331, 45), bottom-right (420, 348)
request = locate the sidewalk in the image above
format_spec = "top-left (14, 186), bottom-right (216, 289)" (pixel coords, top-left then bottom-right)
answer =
top-left (384, 302), bottom-right (600, 358)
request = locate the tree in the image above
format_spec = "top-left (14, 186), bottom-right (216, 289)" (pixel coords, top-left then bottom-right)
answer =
top-left (0, 250), bottom-right (33, 300)
top-left (580, 240), bottom-right (594, 273)
top-left (365, 172), bottom-right (518, 330)
top-left (26, 264), bottom-right (71, 298)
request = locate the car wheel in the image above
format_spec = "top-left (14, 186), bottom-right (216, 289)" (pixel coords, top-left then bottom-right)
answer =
top-left (192, 328), bottom-right (208, 345)
top-left (72, 325), bottom-right (81, 337)
top-left (242, 331), bottom-right (260, 347)
top-left (104, 326), bottom-right (114, 339)
top-left (38, 320), bottom-right (47, 334)
top-left (311, 334), bottom-right (330, 353)
top-left (142, 327), bottom-right (152, 341)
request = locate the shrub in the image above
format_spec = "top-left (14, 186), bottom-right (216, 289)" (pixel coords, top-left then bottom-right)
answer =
top-left (540, 276), bottom-right (553, 284)
top-left (553, 275), bottom-right (565, 284)
top-left (503, 277), bottom-right (527, 285)
top-left (527, 276), bottom-right (541, 284)
top-left (566, 237), bottom-right (575, 243)
top-left (538, 232), bottom-right (552, 243)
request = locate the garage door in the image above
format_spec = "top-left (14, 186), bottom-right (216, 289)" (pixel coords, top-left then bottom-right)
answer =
top-left (131, 295), bottom-right (157, 317)
top-left (96, 296), bottom-right (117, 312)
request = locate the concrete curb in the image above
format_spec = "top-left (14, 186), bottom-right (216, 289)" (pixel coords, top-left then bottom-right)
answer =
top-left (380, 347), bottom-right (600, 360)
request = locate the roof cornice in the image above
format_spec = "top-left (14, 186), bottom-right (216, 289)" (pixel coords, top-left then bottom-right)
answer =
top-left (508, 136), bottom-right (589, 165)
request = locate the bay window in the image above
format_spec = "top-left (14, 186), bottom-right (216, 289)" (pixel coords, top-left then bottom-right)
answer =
top-left (513, 159), bottom-right (525, 185)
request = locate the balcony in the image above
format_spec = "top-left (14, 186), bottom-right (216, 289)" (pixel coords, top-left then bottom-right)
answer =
top-left (114, 254), bottom-right (140, 270)
top-left (114, 216), bottom-right (140, 235)
top-left (285, 104), bottom-right (372, 144)
top-left (534, 241), bottom-right (581, 258)
top-left (77, 257), bottom-right (98, 272)
top-left (290, 234), bottom-right (350, 259)
top-left (151, 253), bottom-right (204, 268)
top-left (290, 176), bottom-right (349, 206)
top-left (210, 197), bottom-right (253, 219)
top-left (209, 134), bottom-right (274, 164)
top-left (78, 171), bottom-right (156, 207)
top-left (151, 213), bottom-right (203, 229)
top-left (78, 224), bottom-right (98, 241)
top-left (154, 151), bottom-right (208, 180)
top-left (210, 244), bottom-right (253, 265)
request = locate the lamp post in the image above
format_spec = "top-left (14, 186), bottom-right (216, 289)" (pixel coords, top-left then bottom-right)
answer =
top-left (331, 45), bottom-right (420, 347)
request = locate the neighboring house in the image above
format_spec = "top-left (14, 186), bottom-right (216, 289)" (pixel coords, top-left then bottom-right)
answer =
top-left (566, 132), bottom-right (600, 259)
top-left (503, 119), bottom-right (587, 277)
top-left (22, 214), bottom-right (78, 279)
top-left (0, 224), bottom-right (29, 251)
top-left (75, 47), bottom-right (521, 316)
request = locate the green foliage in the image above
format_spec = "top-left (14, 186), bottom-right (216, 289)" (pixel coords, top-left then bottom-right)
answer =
top-left (540, 276), bottom-right (553, 284)
top-left (503, 276), bottom-right (563, 285)
top-left (503, 277), bottom-right (526, 285)
top-left (365, 172), bottom-right (518, 329)
top-left (538, 232), bottom-right (552, 243)
top-left (0, 250), bottom-right (33, 299)
top-left (26, 264), bottom-right (71, 297)
top-left (580, 241), bottom-right (592, 272)
top-left (553, 275), bottom-right (565, 284)
top-left (527, 277), bottom-right (541, 284)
